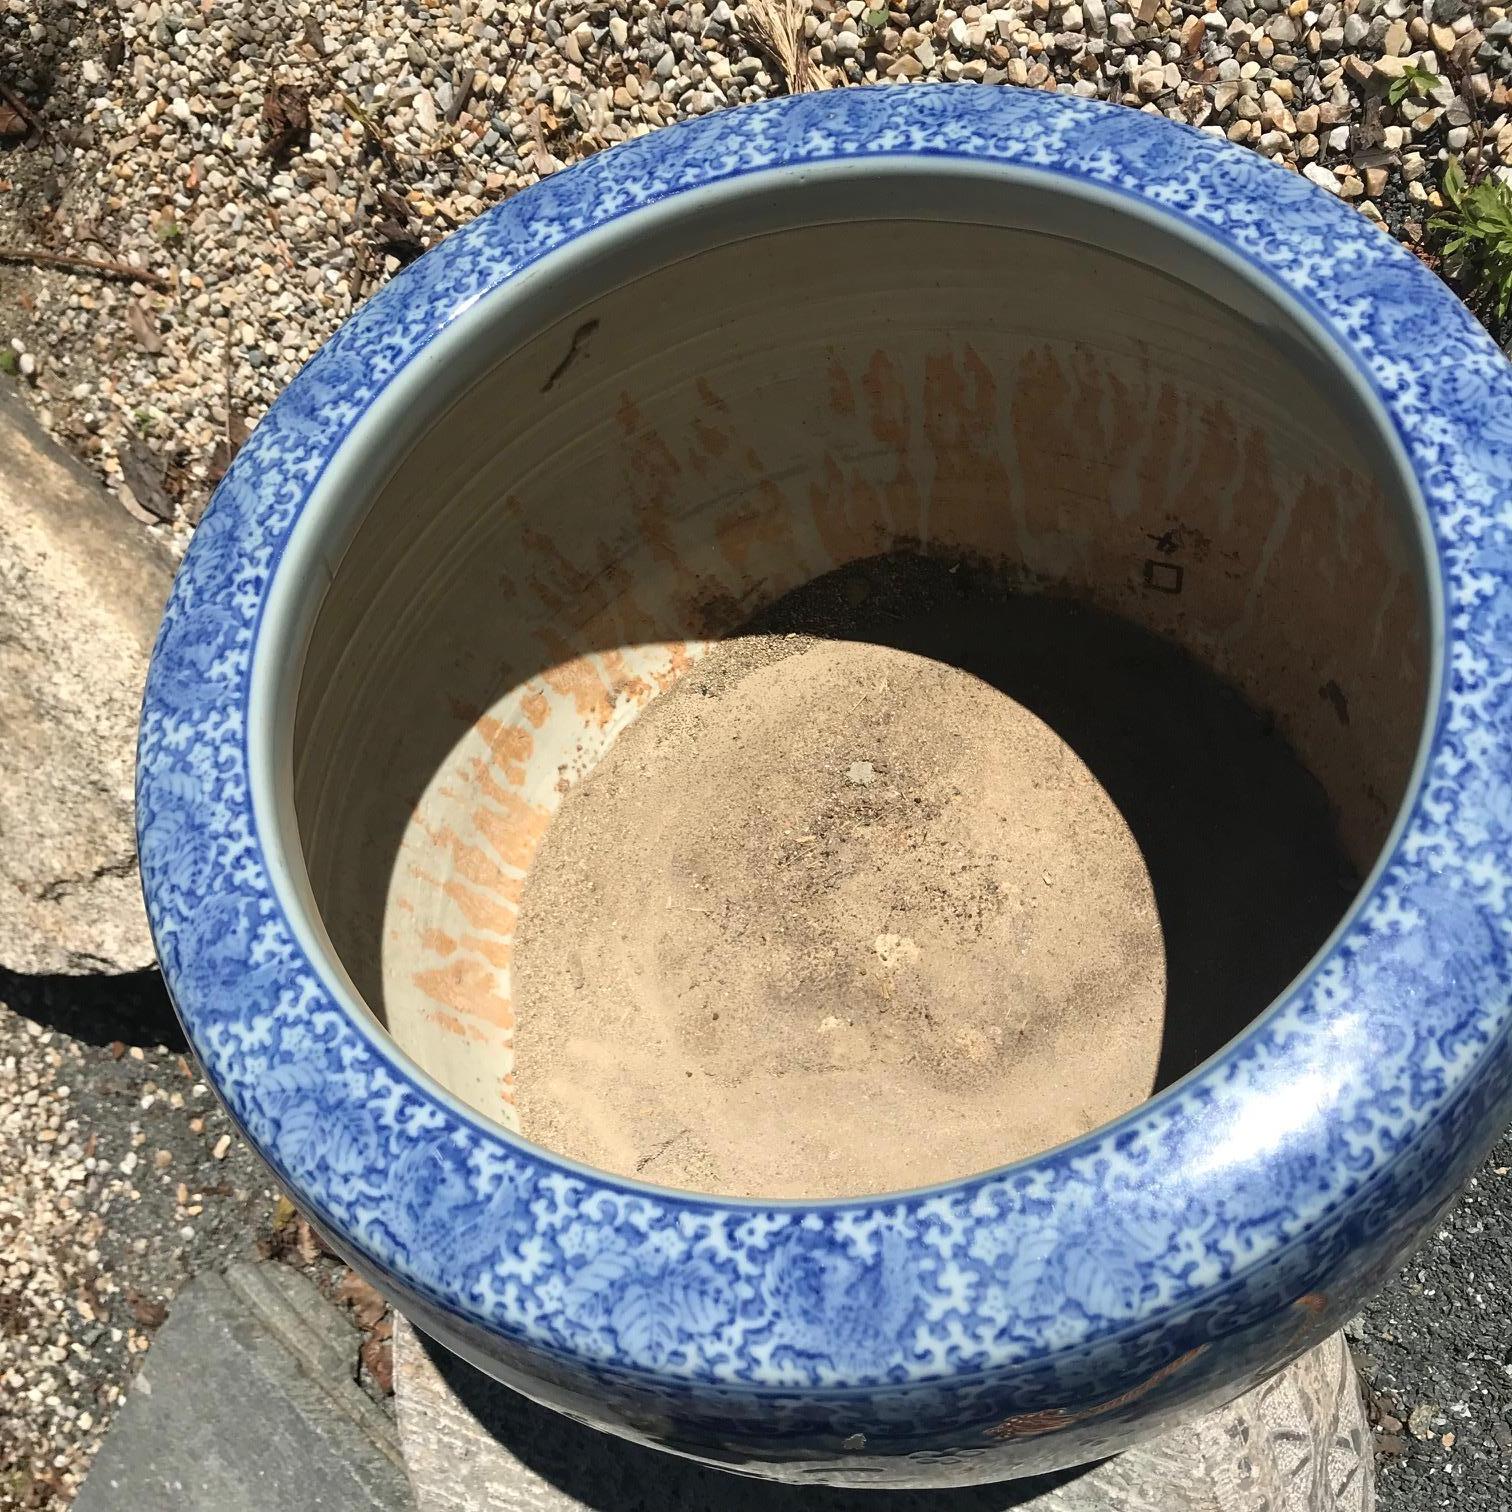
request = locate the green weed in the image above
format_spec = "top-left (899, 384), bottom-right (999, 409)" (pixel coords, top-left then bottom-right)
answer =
top-left (1432, 156), bottom-right (1512, 319)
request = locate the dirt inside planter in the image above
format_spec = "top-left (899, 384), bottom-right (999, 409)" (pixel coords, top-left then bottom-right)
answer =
top-left (511, 553), bottom-right (1358, 1200)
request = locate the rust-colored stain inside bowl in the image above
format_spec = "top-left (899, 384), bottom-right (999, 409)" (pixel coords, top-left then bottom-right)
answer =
top-left (292, 219), bottom-right (1426, 1196)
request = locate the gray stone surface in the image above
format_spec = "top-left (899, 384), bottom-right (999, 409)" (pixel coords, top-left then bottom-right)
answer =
top-left (0, 386), bottom-right (172, 973)
top-left (74, 1262), bottom-right (413, 1512)
top-left (395, 1318), bottom-right (1371, 1512)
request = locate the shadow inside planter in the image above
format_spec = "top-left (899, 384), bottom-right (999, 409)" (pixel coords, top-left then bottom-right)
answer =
top-left (312, 550), bottom-right (1358, 1109)
top-left (715, 551), bottom-right (1361, 1096)
top-left (410, 1324), bottom-right (1100, 1510)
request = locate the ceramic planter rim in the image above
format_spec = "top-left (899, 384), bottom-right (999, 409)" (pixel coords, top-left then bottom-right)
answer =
top-left (138, 85), bottom-right (1512, 1390)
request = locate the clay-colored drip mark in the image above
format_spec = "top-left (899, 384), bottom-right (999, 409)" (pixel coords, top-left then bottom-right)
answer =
top-left (520, 688), bottom-right (549, 728)
top-left (1007, 345), bottom-right (1148, 566)
top-left (1133, 380), bottom-right (1184, 525)
top-left (447, 696), bottom-right (484, 724)
top-left (1169, 396), bottom-right (1243, 537)
top-left (922, 345), bottom-right (1017, 561)
top-left (536, 631), bottom-right (667, 728)
top-left (424, 1009), bottom-right (490, 1043)
top-left (652, 641), bottom-right (694, 691)
top-left (538, 642), bottom-right (617, 729)
top-left (595, 647), bottom-right (652, 709)
top-left (860, 351), bottom-right (925, 545)
top-left (525, 538), bottom-right (668, 650)
top-left (412, 956), bottom-right (515, 1032)
top-left (520, 516), bottom-right (597, 603)
top-left (522, 545), bottom-right (664, 653)
top-left (716, 485), bottom-right (802, 577)
top-left (468, 758), bottom-right (552, 871)
top-left (693, 416), bottom-right (731, 457)
top-left (407, 860), bottom-right (519, 938)
top-left (409, 817), bottom-right (525, 906)
top-left (421, 928), bottom-right (458, 956)
top-left (696, 376), bottom-right (729, 413)
top-left (616, 392), bottom-right (692, 578)
top-left (473, 713), bottom-right (534, 786)
top-left (461, 934), bottom-right (512, 970)
top-left (580, 545), bottom-right (663, 644)
top-left (1068, 346), bottom-right (1149, 524)
top-left (809, 452), bottom-right (883, 567)
top-left (828, 354), bottom-right (856, 418)
top-left (441, 878), bottom-right (517, 936)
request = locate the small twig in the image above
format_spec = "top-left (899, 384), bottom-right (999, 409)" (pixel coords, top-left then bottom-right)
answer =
top-left (221, 338), bottom-right (234, 462)
top-left (500, 8), bottom-right (538, 94)
top-left (1447, 52), bottom-right (1488, 188)
top-left (445, 66), bottom-right (475, 126)
top-left (0, 80), bottom-right (38, 131)
top-left (340, 91), bottom-right (401, 171)
top-left (0, 245), bottom-right (171, 290)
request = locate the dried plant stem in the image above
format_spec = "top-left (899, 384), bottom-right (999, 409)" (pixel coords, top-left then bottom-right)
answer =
top-left (0, 245), bottom-right (172, 290)
top-left (745, 0), bottom-right (828, 94)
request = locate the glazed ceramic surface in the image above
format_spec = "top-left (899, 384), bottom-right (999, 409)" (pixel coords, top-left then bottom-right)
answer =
top-left (138, 86), bottom-right (1512, 1488)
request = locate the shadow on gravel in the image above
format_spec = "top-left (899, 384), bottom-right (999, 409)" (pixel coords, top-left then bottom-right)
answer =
top-left (0, 966), bottom-right (187, 1051)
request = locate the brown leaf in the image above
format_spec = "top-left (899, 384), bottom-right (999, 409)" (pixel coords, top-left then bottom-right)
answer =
top-left (108, 1041), bottom-right (126, 1061)
top-left (261, 83), bottom-right (311, 163)
top-left (126, 299), bottom-right (164, 355)
top-left (301, 14), bottom-right (326, 54)
top-left (376, 185), bottom-right (411, 223)
top-left (125, 1286), bottom-right (168, 1330)
top-left (206, 404), bottom-right (250, 489)
top-left (0, 82), bottom-right (38, 142)
top-left (360, 1330), bottom-right (394, 1394)
top-left (446, 68), bottom-right (475, 126)
top-left (117, 432), bottom-right (176, 523)
top-left (335, 1271), bottom-right (387, 1330)
top-left (295, 1216), bottom-right (324, 1264)
top-left (374, 219), bottom-right (424, 265)
top-left (78, 1275), bottom-right (107, 1322)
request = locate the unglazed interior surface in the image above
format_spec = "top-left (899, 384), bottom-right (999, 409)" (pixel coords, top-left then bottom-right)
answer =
top-left (291, 189), bottom-right (1430, 1183)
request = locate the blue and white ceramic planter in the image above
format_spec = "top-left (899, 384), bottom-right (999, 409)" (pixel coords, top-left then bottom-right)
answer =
top-left (139, 86), bottom-right (1512, 1487)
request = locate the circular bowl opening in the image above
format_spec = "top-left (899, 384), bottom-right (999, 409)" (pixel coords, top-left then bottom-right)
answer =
top-left (268, 161), bottom-right (1433, 1204)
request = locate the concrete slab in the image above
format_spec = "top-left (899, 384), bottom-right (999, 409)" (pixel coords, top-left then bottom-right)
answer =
top-left (75, 1262), bottom-right (413, 1512)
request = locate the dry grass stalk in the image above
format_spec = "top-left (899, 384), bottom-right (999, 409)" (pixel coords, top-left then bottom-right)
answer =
top-left (745, 0), bottom-right (829, 93)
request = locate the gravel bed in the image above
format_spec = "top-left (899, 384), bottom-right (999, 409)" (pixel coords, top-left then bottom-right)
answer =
top-left (2, 0), bottom-right (1511, 536)
top-left (4, 0), bottom-right (1512, 1508)
top-left (0, 972), bottom-right (276, 1508)
top-left (0, 973), bottom-right (385, 1511)
top-left (1357, 1134), bottom-right (1512, 1511)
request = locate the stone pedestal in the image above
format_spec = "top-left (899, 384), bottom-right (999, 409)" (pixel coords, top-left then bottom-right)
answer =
top-left (394, 1318), bottom-right (1372, 1511)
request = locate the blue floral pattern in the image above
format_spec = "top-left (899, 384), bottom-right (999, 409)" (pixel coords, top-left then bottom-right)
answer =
top-left (138, 86), bottom-right (1512, 1485)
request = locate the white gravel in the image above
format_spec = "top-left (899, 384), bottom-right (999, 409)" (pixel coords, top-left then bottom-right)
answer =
top-left (2, 1), bottom-right (1512, 1505)
top-left (1, 0), bottom-right (1510, 540)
